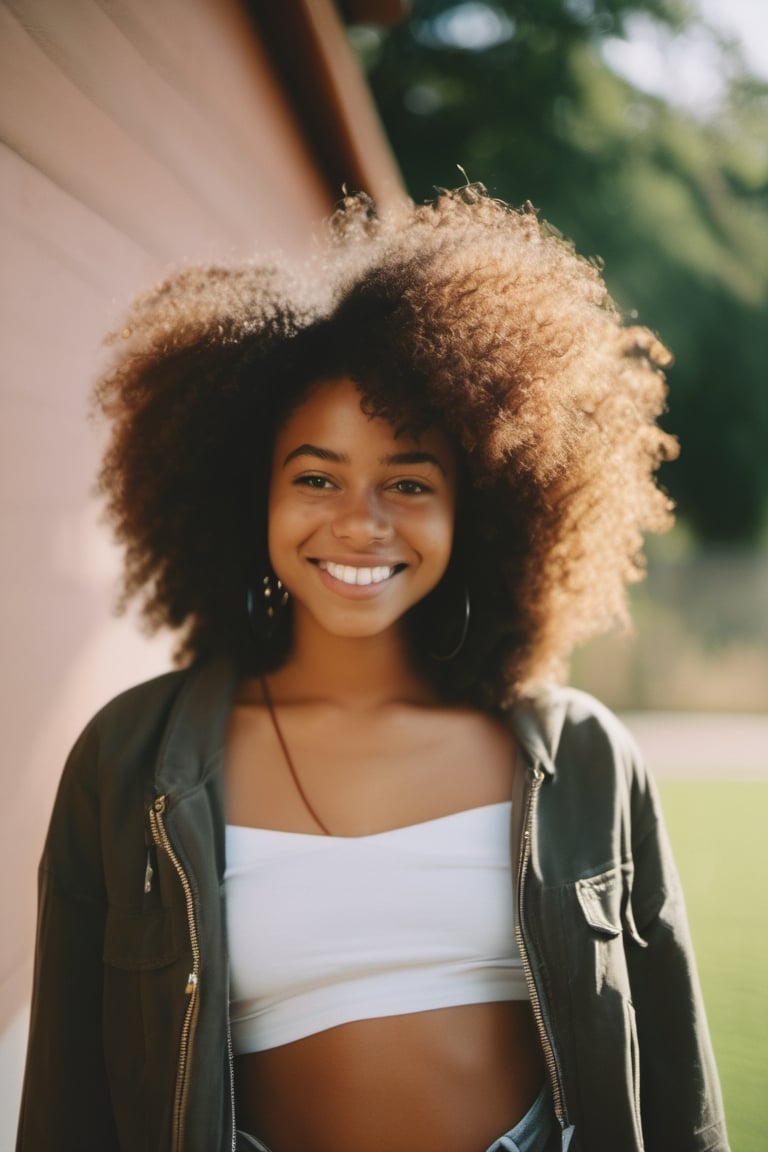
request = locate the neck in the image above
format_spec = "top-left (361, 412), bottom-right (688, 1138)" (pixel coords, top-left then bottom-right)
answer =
top-left (266, 614), bottom-right (435, 709)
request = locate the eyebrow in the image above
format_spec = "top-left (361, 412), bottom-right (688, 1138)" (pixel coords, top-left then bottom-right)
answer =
top-left (283, 444), bottom-right (447, 476)
top-left (283, 444), bottom-right (345, 466)
top-left (384, 451), bottom-right (447, 476)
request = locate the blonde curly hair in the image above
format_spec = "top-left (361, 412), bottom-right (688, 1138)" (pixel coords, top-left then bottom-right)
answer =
top-left (94, 184), bottom-right (677, 706)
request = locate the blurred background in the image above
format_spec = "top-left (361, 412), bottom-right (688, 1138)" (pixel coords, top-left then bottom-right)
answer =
top-left (1, 0), bottom-right (766, 1146)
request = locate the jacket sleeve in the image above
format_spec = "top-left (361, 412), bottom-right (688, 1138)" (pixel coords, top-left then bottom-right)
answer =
top-left (16, 717), bottom-right (120, 1151)
top-left (626, 751), bottom-right (730, 1152)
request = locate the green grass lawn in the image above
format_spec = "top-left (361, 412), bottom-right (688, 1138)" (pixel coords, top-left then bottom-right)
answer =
top-left (659, 780), bottom-right (768, 1151)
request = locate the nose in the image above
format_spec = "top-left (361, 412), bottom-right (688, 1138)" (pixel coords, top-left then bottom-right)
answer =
top-left (331, 488), bottom-right (393, 544)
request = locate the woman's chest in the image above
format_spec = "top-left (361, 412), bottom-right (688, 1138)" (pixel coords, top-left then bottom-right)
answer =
top-left (224, 702), bottom-right (517, 835)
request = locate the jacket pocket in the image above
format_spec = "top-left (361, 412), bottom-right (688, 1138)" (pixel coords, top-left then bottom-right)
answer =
top-left (572, 865), bottom-right (648, 999)
top-left (564, 867), bottom-right (646, 1145)
top-left (576, 864), bottom-right (648, 947)
top-left (103, 905), bottom-right (179, 969)
top-left (575, 869), bottom-right (623, 936)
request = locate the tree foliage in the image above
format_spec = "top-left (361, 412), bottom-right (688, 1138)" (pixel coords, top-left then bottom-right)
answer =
top-left (351, 0), bottom-right (768, 541)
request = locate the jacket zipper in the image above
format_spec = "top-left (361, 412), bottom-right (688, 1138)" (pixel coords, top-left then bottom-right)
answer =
top-left (148, 795), bottom-right (201, 1152)
top-left (226, 1011), bottom-right (237, 1151)
top-left (514, 764), bottom-right (567, 1126)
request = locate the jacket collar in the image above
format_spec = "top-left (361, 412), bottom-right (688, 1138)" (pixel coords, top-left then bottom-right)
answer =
top-left (505, 690), bottom-right (569, 777)
top-left (154, 657), bottom-right (240, 796)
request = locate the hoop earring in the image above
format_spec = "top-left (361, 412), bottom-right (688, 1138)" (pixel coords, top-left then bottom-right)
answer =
top-left (246, 572), bottom-right (289, 640)
top-left (429, 583), bottom-right (470, 662)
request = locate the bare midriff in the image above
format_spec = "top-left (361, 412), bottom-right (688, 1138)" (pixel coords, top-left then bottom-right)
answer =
top-left (234, 1000), bottom-right (546, 1152)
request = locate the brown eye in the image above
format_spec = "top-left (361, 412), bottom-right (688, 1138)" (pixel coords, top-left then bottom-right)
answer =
top-left (390, 479), bottom-right (431, 495)
top-left (294, 474), bottom-right (333, 490)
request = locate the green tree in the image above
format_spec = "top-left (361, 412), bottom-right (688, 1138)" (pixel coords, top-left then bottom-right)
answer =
top-left (351, 0), bottom-right (768, 541)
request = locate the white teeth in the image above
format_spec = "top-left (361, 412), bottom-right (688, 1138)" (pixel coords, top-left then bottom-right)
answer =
top-left (320, 561), bottom-right (395, 586)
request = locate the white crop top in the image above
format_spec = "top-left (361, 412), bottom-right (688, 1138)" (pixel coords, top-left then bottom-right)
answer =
top-left (225, 801), bottom-right (527, 1053)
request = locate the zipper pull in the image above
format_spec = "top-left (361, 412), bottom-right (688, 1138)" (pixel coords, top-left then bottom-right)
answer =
top-left (185, 971), bottom-right (198, 995)
top-left (144, 849), bottom-right (155, 894)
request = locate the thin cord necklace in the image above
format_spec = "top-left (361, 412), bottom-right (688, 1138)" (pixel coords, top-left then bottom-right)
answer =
top-left (260, 676), bottom-right (332, 836)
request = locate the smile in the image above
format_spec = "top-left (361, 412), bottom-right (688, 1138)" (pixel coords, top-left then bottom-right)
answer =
top-left (316, 560), bottom-right (401, 586)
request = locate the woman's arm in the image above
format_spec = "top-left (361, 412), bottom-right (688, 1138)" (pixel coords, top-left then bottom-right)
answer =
top-left (627, 760), bottom-right (730, 1152)
top-left (16, 720), bottom-right (120, 1151)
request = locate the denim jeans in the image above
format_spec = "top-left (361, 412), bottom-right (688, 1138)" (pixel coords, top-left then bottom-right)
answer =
top-left (235, 1081), bottom-right (562, 1152)
top-left (485, 1082), bottom-right (561, 1152)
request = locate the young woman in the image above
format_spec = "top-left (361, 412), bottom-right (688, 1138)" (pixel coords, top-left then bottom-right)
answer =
top-left (17, 186), bottom-right (728, 1152)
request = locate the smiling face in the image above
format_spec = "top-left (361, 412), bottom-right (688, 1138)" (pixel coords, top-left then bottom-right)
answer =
top-left (268, 376), bottom-right (457, 646)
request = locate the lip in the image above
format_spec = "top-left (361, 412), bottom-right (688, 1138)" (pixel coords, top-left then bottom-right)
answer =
top-left (309, 557), bottom-right (406, 599)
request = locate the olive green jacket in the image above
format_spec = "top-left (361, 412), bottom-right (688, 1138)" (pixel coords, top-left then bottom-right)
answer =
top-left (16, 659), bottom-right (729, 1151)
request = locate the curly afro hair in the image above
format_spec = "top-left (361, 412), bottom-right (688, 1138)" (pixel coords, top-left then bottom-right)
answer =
top-left (94, 184), bottom-right (677, 707)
